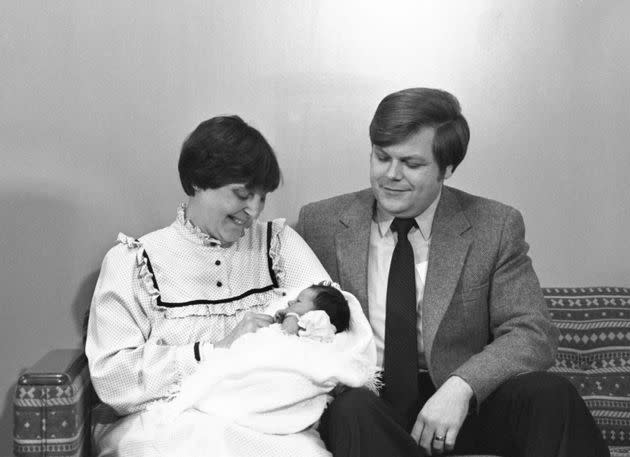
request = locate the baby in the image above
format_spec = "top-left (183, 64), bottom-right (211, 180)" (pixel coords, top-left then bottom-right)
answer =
top-left (274, 284), bottom-right (351, 342)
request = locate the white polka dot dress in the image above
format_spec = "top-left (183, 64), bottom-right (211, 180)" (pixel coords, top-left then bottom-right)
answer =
top-left (86, 204), bottom-right (331, 422)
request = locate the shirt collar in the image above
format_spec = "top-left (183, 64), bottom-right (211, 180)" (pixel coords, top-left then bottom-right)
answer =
top-left (374, 188), bottom-right (442, 241)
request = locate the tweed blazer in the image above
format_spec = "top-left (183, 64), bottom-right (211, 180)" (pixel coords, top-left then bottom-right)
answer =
top-left (296, 186), bottom-right (558, 403)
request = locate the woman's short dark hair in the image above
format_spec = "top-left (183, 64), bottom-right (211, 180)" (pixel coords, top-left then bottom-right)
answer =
top-left (178, 115), bottom-right (281, 196)
top-left (310, 284), bottom-right (351, 333)
top-left (369, 88), bottom-right (470, 174)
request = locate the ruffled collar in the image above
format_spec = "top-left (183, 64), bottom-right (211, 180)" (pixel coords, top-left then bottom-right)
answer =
top-left (176, 203), bottom-right (224, 247)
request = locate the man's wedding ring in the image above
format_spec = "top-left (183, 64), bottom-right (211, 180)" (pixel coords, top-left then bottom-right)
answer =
top-left (434, 435), bottom-right (445, 441)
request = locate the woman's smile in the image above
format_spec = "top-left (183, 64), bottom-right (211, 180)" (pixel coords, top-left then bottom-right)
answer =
top-left (186, 183), bottom-right (268, 244)
top-left (228, 215), bottom-right (249, 226)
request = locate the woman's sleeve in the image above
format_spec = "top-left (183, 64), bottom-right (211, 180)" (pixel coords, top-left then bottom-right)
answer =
top-left (271, 223), bottom-right (331, 289)
top-left (85, 241), bottom-right (199, 416)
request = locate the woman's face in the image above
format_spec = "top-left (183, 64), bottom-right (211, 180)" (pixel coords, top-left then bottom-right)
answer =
top-left (189, 183), bottom-right (267, 244)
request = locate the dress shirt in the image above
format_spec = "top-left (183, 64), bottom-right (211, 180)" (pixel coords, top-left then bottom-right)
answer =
top-left (367, 189), bottom-right (441, 369)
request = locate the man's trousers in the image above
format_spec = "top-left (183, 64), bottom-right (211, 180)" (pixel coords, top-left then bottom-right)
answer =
top-left (318, 371), bottom-right (609, 457)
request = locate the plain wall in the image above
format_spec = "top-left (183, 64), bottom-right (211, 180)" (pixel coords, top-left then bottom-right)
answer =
top-left (2, 0), bottom-right (629, 452)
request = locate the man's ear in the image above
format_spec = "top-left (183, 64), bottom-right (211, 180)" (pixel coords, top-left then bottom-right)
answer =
top-left (443, 165), bottom-right (454, 180)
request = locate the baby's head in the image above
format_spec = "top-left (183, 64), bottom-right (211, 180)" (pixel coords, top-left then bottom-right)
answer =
top-left (286, 284), bottom-right (351, 333)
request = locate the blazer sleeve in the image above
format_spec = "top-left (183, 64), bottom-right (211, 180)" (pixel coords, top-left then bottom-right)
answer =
top-left (450, 208), bottom-right (559, 404)
top-left (295, 204), bottom-right (310, 242)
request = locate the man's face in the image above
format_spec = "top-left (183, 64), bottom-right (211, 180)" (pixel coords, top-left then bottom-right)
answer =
top-left (370, 128), bottom-right (452, 218)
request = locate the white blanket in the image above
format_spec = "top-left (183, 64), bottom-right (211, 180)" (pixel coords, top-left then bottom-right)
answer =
top-left (149, 290), bottom-right (378, 457)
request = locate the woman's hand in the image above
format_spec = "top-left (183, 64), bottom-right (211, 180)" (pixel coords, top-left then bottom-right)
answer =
top-left (214, 312), bottom-right (274, 348)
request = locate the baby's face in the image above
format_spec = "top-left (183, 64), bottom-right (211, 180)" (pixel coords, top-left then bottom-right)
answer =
top-left (286, 288), bottom-right (318, 315)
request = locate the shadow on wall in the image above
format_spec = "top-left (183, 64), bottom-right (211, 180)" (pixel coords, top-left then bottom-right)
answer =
top-left (0, 188), bottom-right (102, 341)
top-left (75, 270), bottom-right (100, 343)
top-left (0, 188), bottom-right (101, 455)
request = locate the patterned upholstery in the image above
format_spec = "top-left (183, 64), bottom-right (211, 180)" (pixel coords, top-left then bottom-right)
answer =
top-left (545, 287), bottom-right (630, 456)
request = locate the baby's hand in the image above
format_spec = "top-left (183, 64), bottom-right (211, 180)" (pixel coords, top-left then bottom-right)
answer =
top-left (274, 308), bottom-right (287, 323)
top-left (281, 314), bottom-right (300, 335)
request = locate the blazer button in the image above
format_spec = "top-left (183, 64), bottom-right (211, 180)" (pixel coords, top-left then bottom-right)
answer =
top-left (215, 260), bottom-right (221, 266)
top-left (216, 281), bottom-right (223, 287)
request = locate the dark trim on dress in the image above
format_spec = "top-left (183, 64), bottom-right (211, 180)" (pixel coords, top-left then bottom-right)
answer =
top-left (266, 221), bottom-right (279, 288)
top-left (139, 221), bottom-right (279, 308)
top-left (156, 285), bottom-right (276, 307)
top-left (141, 249), bottom-right (160, 292)
top-left (193, 341), bottom-right (201, 361)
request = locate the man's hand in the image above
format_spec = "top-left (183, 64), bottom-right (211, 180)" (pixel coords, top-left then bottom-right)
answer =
top-left (411, 376), bottom-right (473, 455)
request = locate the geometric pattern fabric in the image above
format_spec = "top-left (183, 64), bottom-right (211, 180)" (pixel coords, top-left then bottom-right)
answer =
top-left (13, 352), bottom-right (91, 457)
top-left (545, 287), bottom-right (630, 455)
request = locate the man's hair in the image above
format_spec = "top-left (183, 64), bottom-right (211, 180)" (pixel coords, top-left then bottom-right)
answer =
top-left (178, 115), bottom-right (281, 196)
top-left (369, 88), bottom-right (470, 174)
top-left (309, 284), bottom-right (351, 333)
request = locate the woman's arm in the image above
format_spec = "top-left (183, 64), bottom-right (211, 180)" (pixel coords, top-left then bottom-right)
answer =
top-left (273, 223), bottom-right (331, 289)
top-left (85, 243), bottom-right (199, 415)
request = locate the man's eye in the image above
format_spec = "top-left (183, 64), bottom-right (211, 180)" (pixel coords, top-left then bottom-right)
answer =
top-left (375, 153), bottom-right (389, 162)
top-left (406, 162), bottom-right (424, 169)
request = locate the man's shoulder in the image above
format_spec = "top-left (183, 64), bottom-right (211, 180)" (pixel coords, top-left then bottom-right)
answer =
top-left (446, 186), bottom-right (517, 219)
top-left (300, 188), bottom-right (373, 216)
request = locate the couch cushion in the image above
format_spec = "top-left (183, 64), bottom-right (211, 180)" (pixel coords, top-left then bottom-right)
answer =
top-left (545, 287), bottom-right (630, 448)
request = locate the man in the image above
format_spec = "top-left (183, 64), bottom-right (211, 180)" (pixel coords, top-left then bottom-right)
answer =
top-left (296, 88), bottom-right (607, 457)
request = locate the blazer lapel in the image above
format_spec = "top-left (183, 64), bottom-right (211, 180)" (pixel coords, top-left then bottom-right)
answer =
top-left (336, 189), bottom-right (374, 317)
top-left (423, 187), bottom-right (472, 367)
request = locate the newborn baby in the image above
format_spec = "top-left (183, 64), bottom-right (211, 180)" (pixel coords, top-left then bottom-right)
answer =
top-left (274, 284), bottom-right (351, 343)
top-left (150, 284), bottom-right (378, 454)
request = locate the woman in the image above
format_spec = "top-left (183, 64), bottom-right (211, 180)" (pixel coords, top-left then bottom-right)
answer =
top-left (85, 116), bottom-right (348, 456)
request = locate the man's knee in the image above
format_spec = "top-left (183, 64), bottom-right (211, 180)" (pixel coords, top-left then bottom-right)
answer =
top-left (326, 387), bottom-right (380, 420)
top-left (497, 371), bottom-right (580, 408)
top-left (319, 388), bottom-right (382, 450)
top-left (320, 387), bottom-right (420, 456)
